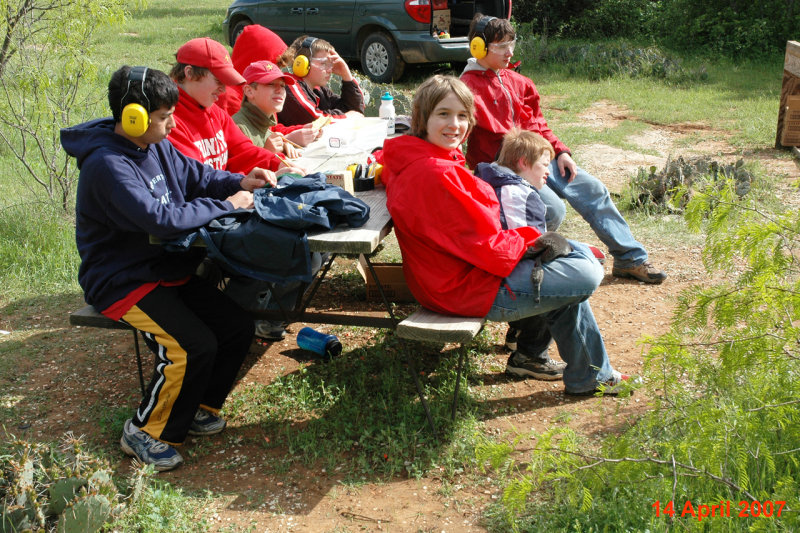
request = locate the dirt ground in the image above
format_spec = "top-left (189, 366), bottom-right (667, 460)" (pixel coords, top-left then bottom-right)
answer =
top-left (4, 101), bottom-right (798, 532)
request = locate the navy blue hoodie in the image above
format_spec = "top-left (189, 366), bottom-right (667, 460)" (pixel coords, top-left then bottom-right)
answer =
top-left (474, 162), bottom-right (547, 233)
top-left (61, 118), bottom-right (244, 317)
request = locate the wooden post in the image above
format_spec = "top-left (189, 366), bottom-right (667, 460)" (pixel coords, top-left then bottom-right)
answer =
top-left (775, 41), bottom-right (800, 148)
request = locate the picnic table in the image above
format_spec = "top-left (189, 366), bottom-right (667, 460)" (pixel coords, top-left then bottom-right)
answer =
top-left (72, 118), bottom-right (482, 433)
top-left (253, 186), bottom-right (399, 329)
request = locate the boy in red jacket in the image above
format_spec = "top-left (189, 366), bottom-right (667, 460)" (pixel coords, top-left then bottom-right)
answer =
top-left (460, 15), bottom-right (666, 285)
top-left (167, 37), bottom-right (303, 179)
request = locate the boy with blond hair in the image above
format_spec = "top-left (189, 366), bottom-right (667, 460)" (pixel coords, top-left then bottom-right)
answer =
top-left (475, 128), bottom-right (570, 379)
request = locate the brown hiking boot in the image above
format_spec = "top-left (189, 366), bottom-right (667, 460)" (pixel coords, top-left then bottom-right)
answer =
top-left (612, 261), bottom-right (666, 284)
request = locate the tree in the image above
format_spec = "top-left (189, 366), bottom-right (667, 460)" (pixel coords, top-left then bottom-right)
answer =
top-left (0, 0), bottom-right (130, 212)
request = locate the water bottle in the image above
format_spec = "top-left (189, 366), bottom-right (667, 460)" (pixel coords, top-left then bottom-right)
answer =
top-left (296, 326), bottom-right (342, 360)
top-left (379, 91), bottom-right (395, 135)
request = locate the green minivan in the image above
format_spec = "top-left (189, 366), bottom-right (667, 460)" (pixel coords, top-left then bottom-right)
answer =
top-left (222, 0), bottom-right (512, 83)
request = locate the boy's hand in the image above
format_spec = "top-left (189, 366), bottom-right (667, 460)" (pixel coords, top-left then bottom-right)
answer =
top-left (276, 165), bottom-right (306, 177)
top-left (263, 133), bottom-right (284, 154)
top-left (329, 51), bottom-right (353, 81)
top-left (283, 142), bottom-right (301, 159)
top-left (557, 153), bottom-right (578, 183)
top-left (226, 190), bottom-right (254, 210)
top-left (241, 167), bottom-right (277, 189)
top-left (344, 110), bottom-right (364, 119)
top-left (286, 125), bottom-right (321, 146)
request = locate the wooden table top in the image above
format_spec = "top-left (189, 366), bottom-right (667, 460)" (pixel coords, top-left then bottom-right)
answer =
top-left (307, 187), bottom-right (392, 254)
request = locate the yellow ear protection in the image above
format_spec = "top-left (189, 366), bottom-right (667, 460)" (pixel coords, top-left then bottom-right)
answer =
top-left (469, 16), bottom-right (497, 60)
top-left (120, 66), bottom-right (151, 138)
top-left (347, 157), bottom-right (382, 191)
top-left (292, 37), bottom-right (318, 78)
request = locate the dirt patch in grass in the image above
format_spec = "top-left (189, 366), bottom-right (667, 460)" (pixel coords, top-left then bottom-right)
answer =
top-left (2, 108), bottom-right (796, 532)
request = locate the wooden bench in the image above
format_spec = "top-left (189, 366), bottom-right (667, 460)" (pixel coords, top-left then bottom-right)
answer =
top-left (395, 308), bottom-right (485, 434)
top-left (69, 305), bottom-right (146, 396)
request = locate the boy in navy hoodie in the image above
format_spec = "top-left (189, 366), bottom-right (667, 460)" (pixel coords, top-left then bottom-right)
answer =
top-left (61, 66), bottom-right (266, 471)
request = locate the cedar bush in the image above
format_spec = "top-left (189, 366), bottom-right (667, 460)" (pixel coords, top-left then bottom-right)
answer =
top-left (478, 170), bottom-right (800, 531)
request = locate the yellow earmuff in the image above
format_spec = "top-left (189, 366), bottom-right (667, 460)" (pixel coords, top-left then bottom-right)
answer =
top-left (470, 16), bottom-right (497, 60)
top-left (121, 67), bottom-right (151, 138)
top-left (292, 37), bottom-right (318, 78)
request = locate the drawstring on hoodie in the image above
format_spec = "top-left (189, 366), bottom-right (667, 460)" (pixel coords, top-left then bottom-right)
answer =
top-left (502, 279), bottom-right (516, 300)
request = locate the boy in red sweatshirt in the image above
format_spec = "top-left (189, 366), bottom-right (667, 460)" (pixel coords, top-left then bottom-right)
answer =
top-left (167, 37), bottom-right (303, 179)
top-left (460, 15), bottom-right (666, 285)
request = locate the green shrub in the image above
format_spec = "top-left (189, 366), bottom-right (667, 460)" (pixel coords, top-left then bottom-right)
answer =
top-left (480, 174), bottom-right (800, 531)
top-left (623, 156), bottom-right (753, 212)
top-left (520, 39), bottom-right (708, 83)
top-left (1, 433), bottom-right (120, 532)
top-left (0, 432), bottom-right (211, 532)
top-left (656, 0), bottom-right (800, 58)
top-left (513, 0), bottom-right (800, 59)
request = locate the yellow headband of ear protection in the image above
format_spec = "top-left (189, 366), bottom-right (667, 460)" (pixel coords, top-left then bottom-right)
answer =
top-left (292, 37), bottom-right (319, 78)
top-left (121, 66), bottom-right (151, 138)
top-left (470, 16), bottom-right (497, 60)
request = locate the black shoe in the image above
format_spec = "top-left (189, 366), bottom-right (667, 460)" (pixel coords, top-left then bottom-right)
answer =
top-left (505, 351), bottom-right (566, 381)
top-left (504, 326), bottom-right (521, 351)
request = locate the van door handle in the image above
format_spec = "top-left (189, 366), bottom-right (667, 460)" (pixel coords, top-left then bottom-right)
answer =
top-left (290, 7), bottom-right (303, 14)
top-left (306, 7), bottom-right (319, 14)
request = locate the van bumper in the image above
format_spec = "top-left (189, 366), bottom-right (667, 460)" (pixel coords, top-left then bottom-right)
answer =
top-left (392, 32), bottom-right (470, 64)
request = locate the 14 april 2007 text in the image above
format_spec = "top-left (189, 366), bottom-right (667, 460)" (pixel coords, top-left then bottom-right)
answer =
top-left (652, 500), bottom-right (786, 522)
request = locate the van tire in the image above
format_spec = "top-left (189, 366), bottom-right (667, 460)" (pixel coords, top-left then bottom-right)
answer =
top-left (360, 32), bottom-right (405, 83)
top-left (230, 19), bottom-right (251, 46)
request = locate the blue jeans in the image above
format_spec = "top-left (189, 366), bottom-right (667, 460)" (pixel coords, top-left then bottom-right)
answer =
top-left (537, 161), bottom-right (647, 268)
top-left (485, 241), bottom-right (615, 394)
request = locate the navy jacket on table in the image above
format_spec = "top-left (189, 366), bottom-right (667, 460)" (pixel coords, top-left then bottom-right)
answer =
top-left (168, 174), bottom-right (370, 284)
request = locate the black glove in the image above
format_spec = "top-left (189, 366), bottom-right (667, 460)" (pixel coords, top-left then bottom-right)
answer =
top-left (523, 232), bottom-right (572, 294)
top-left (522, 231), bottom-right (573, 264)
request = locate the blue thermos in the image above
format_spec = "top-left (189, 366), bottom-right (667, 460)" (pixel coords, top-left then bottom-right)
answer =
top-left (296, 327), bottom-right (342, 360)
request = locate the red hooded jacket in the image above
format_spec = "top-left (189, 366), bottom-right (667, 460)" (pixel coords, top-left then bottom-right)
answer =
top-left (217, 25), bottom-right (288, 116)
top-left (168, 86), bottom-right (282, 174)
top-left (460, 61), bottom-right (570, 169)
top-left (382, 135), bottom-right (541, 317)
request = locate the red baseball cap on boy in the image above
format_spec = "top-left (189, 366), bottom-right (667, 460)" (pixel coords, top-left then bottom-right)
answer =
top-left (176, 37), bottom-right (245, 86)
top-left (242, 60), bottom-right (296, 85)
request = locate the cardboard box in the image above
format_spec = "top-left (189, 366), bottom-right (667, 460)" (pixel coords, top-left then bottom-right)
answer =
top-left (781, 94), bottom-right (800, 145)
top-left (324, 170), bottom-right (355, 193)
top-left (433, 9), bottom-right (450, 33)
top-left (356, 256), bottom-right (416, 303)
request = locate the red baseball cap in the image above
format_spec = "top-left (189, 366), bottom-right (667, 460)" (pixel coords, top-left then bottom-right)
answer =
top-left (242, 60), bottom-right (295, 85)
top-left (176, 37), bottom-right (245, 86)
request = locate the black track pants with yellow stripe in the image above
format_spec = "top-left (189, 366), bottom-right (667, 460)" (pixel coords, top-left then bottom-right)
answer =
top-left (121, 276), bottom-right (254, 444)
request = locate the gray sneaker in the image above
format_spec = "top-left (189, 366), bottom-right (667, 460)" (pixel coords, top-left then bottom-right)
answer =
top-left (612, 261), bottom-right (666, 284)
top-left (505, 351), bottom-right (566, 381)
top-left (565, 371), bottom-right (643, 396)
top-left (188, 408), bottom-right (226, 436)
top-left (120, 419), bottom-right (183, 472)
top-left (254, 320), bottom-right (286, 341)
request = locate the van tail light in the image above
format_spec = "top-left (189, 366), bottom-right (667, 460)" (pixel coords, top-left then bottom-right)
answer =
top-left (404, 0), bottom-right (431, 24)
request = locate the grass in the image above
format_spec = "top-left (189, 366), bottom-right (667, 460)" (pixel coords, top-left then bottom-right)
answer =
top-left (534, 56), bottom-right (783, 150)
